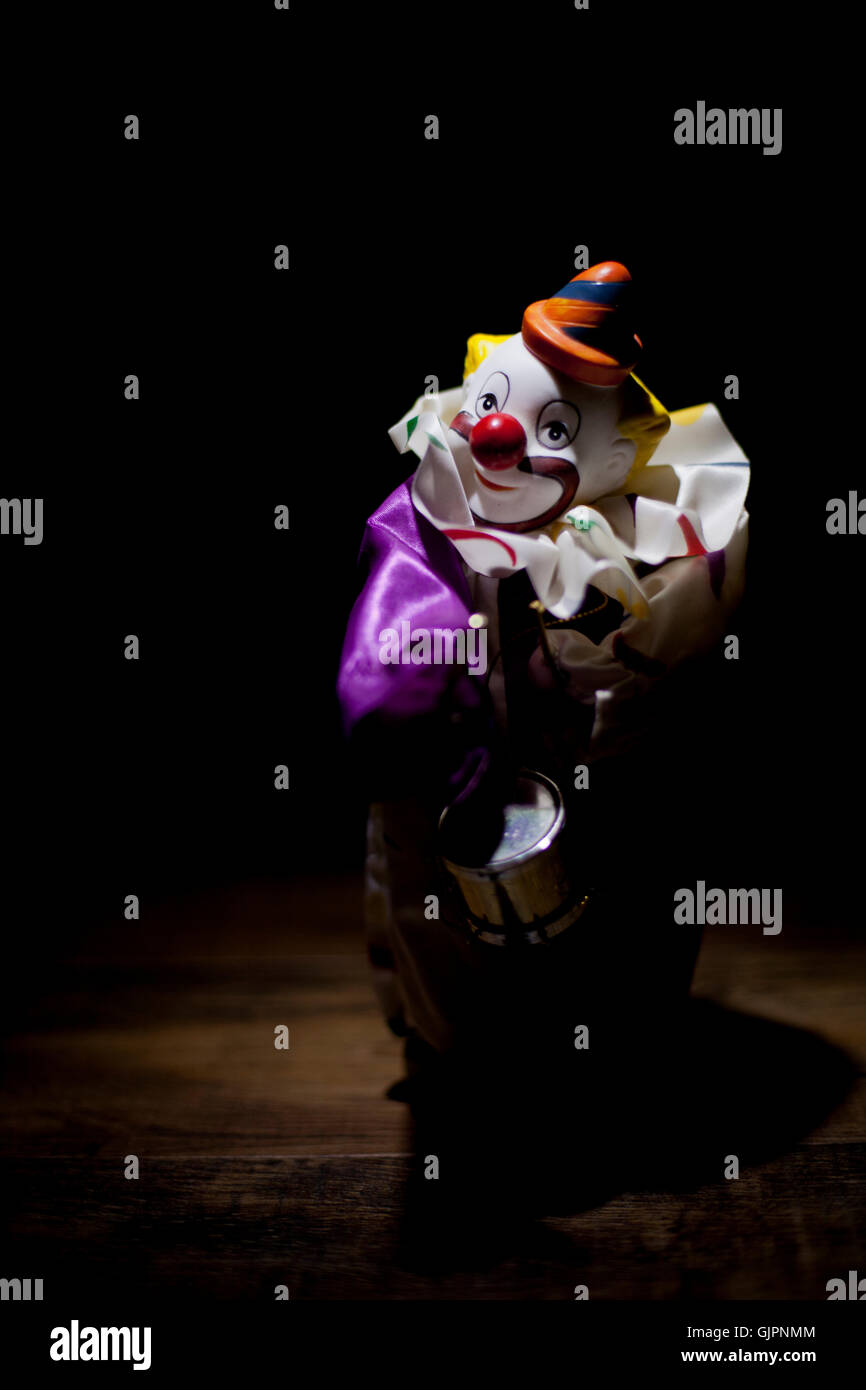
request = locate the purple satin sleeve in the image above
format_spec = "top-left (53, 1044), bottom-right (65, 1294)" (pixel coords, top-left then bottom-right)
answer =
top-left (337, 480), bottom-right (501, 813)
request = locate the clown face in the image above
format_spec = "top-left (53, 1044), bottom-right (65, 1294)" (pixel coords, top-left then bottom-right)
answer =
top-left (449, 335), bottom-right (636, 534)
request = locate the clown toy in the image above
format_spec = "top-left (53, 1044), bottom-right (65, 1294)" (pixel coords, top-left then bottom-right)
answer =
top-left (338, 262), bottom-right (749, 1073)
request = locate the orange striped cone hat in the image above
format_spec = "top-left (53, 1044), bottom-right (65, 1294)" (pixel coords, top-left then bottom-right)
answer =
top-left (522, 261), bottom-right (641, 387)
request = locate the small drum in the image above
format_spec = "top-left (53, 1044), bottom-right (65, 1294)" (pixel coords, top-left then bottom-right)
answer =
top-left (438, 770), bottom-right (591, 947)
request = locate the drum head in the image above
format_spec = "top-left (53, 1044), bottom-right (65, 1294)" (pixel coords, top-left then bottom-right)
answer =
top-left (488, 772), bottom-right (561, 868)
top-left (440, 770), bottom-right (564, 873)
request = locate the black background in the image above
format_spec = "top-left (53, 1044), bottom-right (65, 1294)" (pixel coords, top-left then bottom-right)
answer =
top-left (2, 3), bottom-right (859, 958)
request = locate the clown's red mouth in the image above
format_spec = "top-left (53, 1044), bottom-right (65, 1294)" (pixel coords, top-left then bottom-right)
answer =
top-left (474, 469), bottom-right (517, 492)
top-left (472, 457), bottom-right (581, 533)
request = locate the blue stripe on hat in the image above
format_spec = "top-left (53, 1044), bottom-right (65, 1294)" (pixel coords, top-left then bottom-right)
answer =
top-left (551, 280), bottom-right (633, 304)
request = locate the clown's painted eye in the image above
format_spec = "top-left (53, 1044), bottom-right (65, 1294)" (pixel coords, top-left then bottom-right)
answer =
top-left (536, 400), bottom-right (580, 450)
top-left (475, 371), bottom-right (509, 417)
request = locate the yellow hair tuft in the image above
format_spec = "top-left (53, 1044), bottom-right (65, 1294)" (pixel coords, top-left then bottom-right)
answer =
top-left (464, 333), bottom-right (513, 381)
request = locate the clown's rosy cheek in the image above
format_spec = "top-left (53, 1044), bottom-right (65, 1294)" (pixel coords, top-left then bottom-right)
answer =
top-left (449, 411), bottom-right (474, 442)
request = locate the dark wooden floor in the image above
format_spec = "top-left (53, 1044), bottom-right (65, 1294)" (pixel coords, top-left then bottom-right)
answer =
top-left (1, 875), bottom-right (864, 1300)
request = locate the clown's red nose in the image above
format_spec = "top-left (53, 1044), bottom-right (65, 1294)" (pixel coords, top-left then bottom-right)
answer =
top-left (469, 413), bottom-right (527, 470)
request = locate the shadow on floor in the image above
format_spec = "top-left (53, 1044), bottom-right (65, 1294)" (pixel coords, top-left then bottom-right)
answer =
top-left (394, 999), bottom-right (858, 1274)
